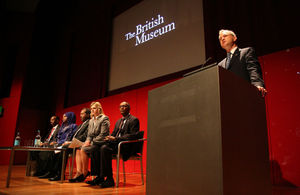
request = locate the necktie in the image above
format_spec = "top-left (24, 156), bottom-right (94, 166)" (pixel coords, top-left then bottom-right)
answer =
top-left (116, 118), bottom-right (124, 137)
top-left (47, 127), bottom-right (56, 141)
top-left (225, 52), bottom-right (231, 69)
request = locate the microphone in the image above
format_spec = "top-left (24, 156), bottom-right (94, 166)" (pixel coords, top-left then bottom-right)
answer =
top-left (196, 56), bottom-right (213, 71)
top-left (183, 57), bottom-right (217, 77)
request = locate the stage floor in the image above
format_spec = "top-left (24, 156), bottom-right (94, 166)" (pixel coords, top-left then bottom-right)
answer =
top-left (0, 165), bottom-right (146, 195)
top-left (0, 165), bottom-right (299, 195)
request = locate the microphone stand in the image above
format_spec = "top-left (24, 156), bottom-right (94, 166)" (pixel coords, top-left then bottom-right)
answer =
top-left (183, 57), bottom-right (218, 77)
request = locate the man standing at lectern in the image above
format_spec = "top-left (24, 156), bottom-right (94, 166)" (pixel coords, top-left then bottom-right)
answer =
top-left (217, 29), bottom-right (267, 97)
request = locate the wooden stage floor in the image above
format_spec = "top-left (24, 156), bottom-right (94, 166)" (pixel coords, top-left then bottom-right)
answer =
top-left (0, 165), bottom-right (299, 195)
top-left (0, 165), bottom-right (146, 195)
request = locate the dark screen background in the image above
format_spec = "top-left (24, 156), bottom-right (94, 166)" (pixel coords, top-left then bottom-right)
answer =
top-left (109, 0), bottom-right (206, 91)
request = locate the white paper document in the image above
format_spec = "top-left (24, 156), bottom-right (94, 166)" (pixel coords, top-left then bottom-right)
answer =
top-left (68, 138), bottom-right (84, 148)
top-left (54, 146), bottom-right (63, 154)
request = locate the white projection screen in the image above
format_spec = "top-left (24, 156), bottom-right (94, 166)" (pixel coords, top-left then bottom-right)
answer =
top-left (109, 0), bottom-right (206, 91)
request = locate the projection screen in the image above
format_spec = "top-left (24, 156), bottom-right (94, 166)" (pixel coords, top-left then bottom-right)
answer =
top-left (109, 0), bottom-right (206, 91)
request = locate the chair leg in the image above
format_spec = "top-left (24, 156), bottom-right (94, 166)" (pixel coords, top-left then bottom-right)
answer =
top-left (140, 157), bottom-right (144, 185)
top-left (25, 151), bottom-right (31, 176)
top-left (70, 148), bottom-right (75, 179)
top-left (116, 155), bottom-right (120, 187)
top-left (123, 159), bottom-right (126, 184)
top-left (61, 150), bottom-right (66, 183)
top-left (68, 158), bottom-right (71, 179)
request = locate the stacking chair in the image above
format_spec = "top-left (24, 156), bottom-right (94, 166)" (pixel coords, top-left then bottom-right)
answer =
top-left (113, 131), bottom-right (146, 187)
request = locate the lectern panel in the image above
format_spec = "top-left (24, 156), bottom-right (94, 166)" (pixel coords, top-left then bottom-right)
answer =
top-left (147, 67), bottom-right (223, 195)
top-left (147, 66), bottom-right (271, 195)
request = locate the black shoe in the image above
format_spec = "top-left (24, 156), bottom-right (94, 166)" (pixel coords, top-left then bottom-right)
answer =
top-left (39, 172), bottom-right (54, 179)
top-left (86, 176), bottom-right (104, 186)
top-left (100, 178), bottom-right (115, 188)
top-left (77, 171), bottom-right (90, 182)
top-left (69, 174), bottom-right (83, 183)
top-left (49, 175), bottom-right (61, 181)
top-left (33, 172), bottom-right (45, 177)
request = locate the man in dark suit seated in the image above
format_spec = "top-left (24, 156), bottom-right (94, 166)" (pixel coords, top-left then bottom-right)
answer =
top-left (86, 101), bottom-right (140, 188)
top-left (33, 115), bottom-right (60, 177)
top-left (217, 29), bottom-right (267, 97)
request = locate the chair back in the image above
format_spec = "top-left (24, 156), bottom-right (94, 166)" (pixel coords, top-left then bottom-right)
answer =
top-left (134, 131), bottom-right (144, 154)
top-left (120, 131), bottom-right (145, 161)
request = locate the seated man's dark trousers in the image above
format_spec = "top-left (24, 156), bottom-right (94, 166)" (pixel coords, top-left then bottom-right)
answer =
top-left (99, 143), bottom-right (118, 180)
top-left (32, 151), bottom-right (54, 176)
top-left (49, 147), bottom-right (74, 179)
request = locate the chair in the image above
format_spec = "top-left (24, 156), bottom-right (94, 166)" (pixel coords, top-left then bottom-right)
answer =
top-left (113, 131), bottom-right (146, 187)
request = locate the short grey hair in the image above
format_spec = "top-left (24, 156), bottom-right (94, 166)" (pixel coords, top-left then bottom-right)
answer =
top-left (219, 29), bottom-right (237, 39)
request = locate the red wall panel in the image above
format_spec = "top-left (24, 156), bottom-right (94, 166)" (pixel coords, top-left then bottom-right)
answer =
top-left (0, 77), bottom-right (23, 165)
top-left (260, 47), bottom-right (300, 187)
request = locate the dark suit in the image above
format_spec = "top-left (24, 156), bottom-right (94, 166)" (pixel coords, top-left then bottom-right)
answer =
top-left (111, 115), bottom-right (140, 142)
top-left (91, 114), bottom-right (140, 178)
top-left (218, 47), bottom-right (265, 87)
top-left (34, 125), bottom-right (60, 175)
top-left (71, 119), bottom-right (89, 142)
top-left (43, 124), bottom-right (60, 143)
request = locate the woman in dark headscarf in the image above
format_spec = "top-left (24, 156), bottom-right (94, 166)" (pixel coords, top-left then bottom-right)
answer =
top-left (56, 112), bottom-right (77, 146)
top-left (47, 112), bottom-right (78, 181)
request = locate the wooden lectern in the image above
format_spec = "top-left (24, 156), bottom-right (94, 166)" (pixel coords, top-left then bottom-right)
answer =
top-left (147, 66), bottom-right (271, 195)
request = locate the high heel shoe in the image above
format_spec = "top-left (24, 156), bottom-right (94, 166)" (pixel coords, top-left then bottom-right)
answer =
top-left (77, 171), bottom-right (90, 182)
top-left (69, 174), bottom-right (83, 183)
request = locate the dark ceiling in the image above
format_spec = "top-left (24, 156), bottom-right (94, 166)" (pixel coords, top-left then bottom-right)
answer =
top-left (2, 0), bottom-right (142, 16)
